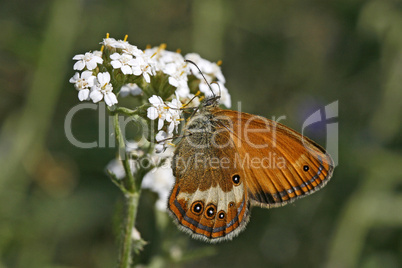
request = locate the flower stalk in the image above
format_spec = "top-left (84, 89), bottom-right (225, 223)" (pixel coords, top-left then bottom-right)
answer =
top-left (119, 192), bottom-right (140, 268)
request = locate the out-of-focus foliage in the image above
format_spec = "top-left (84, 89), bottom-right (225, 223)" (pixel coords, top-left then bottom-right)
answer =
top-left (0, 0), bottom-right (401, 267)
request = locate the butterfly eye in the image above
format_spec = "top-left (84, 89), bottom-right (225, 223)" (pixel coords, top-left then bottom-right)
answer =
top-left (232, 174), bottom-right (241, 185)
top-left (303, 165), bottom-right (309, 171)
top-left (205, 204), bottom-right (216, 219)
top-left (191, 201), bottom-right (204, 215)
top-left (218, 211), bottom-right (225, 220)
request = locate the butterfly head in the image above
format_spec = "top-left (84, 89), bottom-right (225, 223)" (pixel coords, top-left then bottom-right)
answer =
top-left (202, 95), bottom-right (221, 108)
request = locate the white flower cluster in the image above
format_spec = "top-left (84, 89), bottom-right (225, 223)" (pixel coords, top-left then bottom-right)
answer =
top-left (70, 51), bottom-right (120, 106)
top-left (144, 47), bottom-right (190, 99)
top-left (143, 47), bottom-right (231, 108)
top-left (70, 35), bottom-right (231, 152)
top-left (185, 53), bottom-right (231, 108)
top-left (70, 35), bottom-right (230, 106)
top-left (69, 37), bottom-right (156, 107)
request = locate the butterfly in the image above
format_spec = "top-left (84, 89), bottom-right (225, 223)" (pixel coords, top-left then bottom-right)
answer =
top-left (167, 63), bottom-right (334, 243)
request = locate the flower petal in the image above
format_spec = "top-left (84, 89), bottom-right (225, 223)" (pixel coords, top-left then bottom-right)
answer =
top-left (148, 95), bottom-right (163, 106)
top-left (78, 89), bottom-right (90, 101)
top-left (97, 72), bottom-right (110, 85)
top-left (104, 92), bottom-right (118, 106)
top-left (73, 61), bottom-right (85, 71)
top-left (81, 71), bottom-right (93, 79)
top-left (121, 65), bottom-right (133, 75)
top-left (168, 77), bottom-right (178, 87)
top-left (155, 131), bottom-right (167, 141)
top-left (69, 72), bottom-right (79, 83)
top-left (86, 59), bottom-right (99, 70)
top-left (167, 121), bottom-right (175, 134)
top-left (72, 54), bottom-right (84, 60)
top-left (111, 60), bottom-right (122, 69)
top-left (90, 90), bottom-right (103, 103)
top-left (110, 53), bottom-right (120, 60)
top-left (158, 118), bottom-right (164, 130)
top-left (147, 107), bottom-right (159, 120)
top-left (143, 72), bottom-right (150, 83)
top-left (155, 143), bottom-right (165, 153)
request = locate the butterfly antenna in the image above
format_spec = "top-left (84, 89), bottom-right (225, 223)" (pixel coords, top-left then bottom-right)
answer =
top-left (185, 59), bottom-right (216, 98)
top-left (211, 81), bottom-right (221, 98)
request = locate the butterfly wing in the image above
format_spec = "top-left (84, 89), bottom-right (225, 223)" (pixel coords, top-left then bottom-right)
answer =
top-left (169, 106), bottom-right (334, 242)
top-left (212, 108), bottom-right (334, 208)
top-left (168, 122), bottom-right (250, 242)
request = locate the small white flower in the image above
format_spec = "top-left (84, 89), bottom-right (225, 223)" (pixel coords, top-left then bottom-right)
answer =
top-left (131, 53), bottom-right (155, 83)
top-left (166, 94), bottom-right (183, 133)
top-left (93, 50), bottom-right (102, 58)
top-left (154, 130), bottom-right (169, 153)
top-left (110, 53), bottom-right (135, 75)
top-left (165, 63), bottom-right (188, 87)
top-left (69, 71), bottom-right (96, 101)
top-left (115, 39), bottom-right (129, 49)
top-left (90, 72), bottom-right (118, 106)
top-left (175, 84), bottom-right (190, 99)
top-left (161, 61), bottom-right (191, 99)
top-left (123, 44), bottom-right (143, 57)
top-left (106, 159), bottom-right (126, 180)
top-left (73, 52), bottom-right (103, 71)
top-left (101, 37), bottom-right (124, 49)
top-left (147, 95), bottom-right (169, 130)
top-left (184, 53), bottom-right (226, 84)
top-left (146, 47), bottom-right (185, 73)
top-left (120, 83), bottom-right (142, 97)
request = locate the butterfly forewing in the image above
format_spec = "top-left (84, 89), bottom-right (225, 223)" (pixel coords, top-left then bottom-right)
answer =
top-left (212, 109), bottom-right (334, 208)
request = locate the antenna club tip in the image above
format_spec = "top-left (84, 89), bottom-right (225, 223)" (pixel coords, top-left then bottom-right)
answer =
top-left (217, 60), bottom-right (222, 66)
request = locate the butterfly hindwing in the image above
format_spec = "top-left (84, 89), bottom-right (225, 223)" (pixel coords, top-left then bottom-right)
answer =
top-left (168, 122), bottom-right (250, 242)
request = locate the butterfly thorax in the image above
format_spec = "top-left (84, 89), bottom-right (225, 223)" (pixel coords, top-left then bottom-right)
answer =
top-left (172, 105), bottom-right (234, 187)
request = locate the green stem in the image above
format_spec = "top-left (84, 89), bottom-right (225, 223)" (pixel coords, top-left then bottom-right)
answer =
top-left (114, 113), bottom-right (139, 267)
top-left (112, 107), bottom-right (141, 116)
top-left (109, 104), bottom-right (149, 117)
top-left (119, 192), bottom-right (140, 268)
top-left (114, 114), bottom-right (136, 192)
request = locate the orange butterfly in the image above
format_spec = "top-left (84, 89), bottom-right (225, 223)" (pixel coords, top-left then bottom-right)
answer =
top-left (167, 96), bottom-right (334, 243)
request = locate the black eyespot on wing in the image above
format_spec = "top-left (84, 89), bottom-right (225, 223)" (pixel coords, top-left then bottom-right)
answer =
top-left (303, 165), bottom-right (309, 171)
top-left (205, 204), bottom-right (216, 219)
top-left (232, 174), bottom-right (241, 185)
top-left (218, 211), bottom-right (225, 220)
top-left (191, 201), bottom-right (204, 215)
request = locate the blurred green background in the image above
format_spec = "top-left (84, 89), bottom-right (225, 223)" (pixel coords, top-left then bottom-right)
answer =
top-left (1, 0), bottom-right (402, 267)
